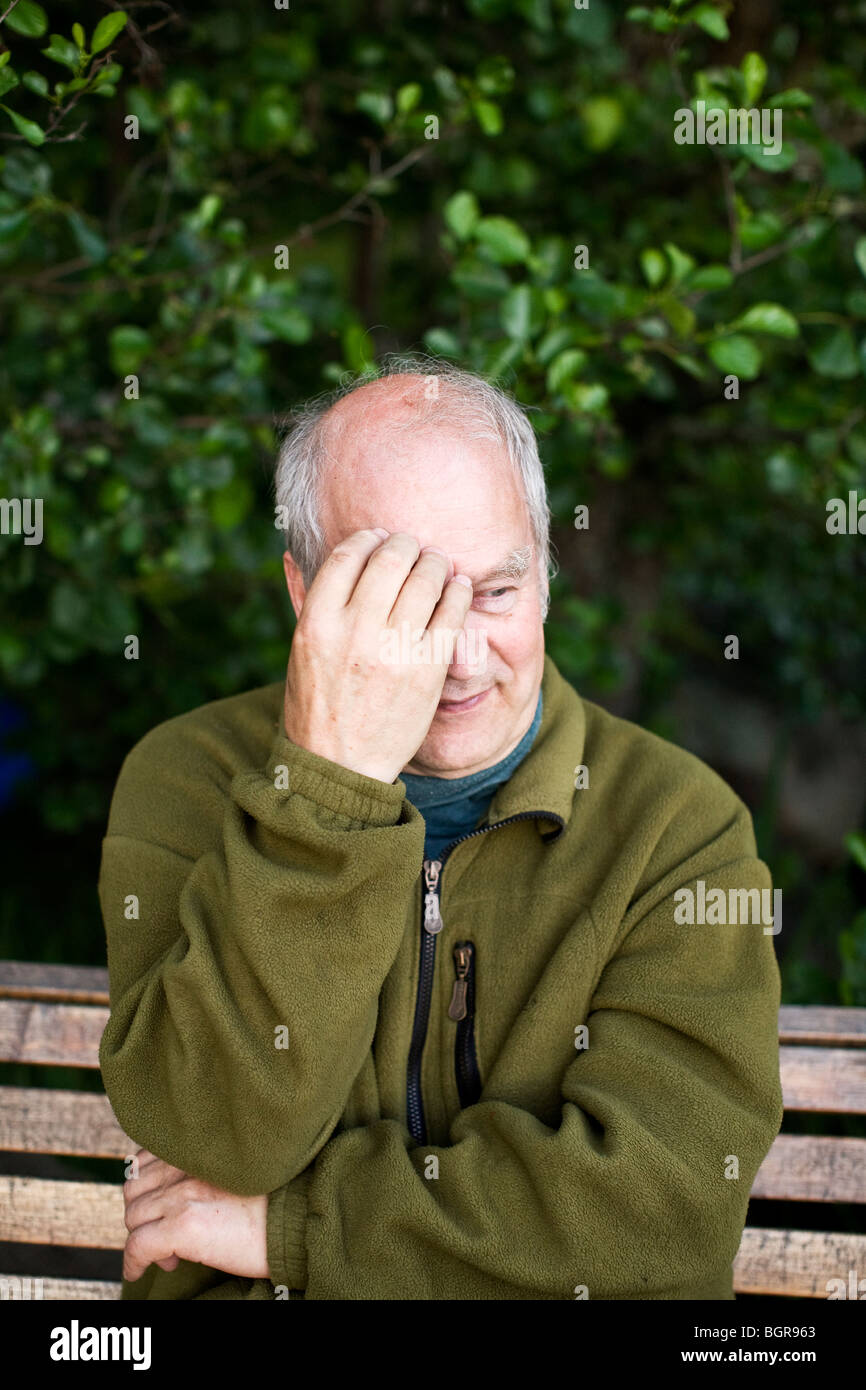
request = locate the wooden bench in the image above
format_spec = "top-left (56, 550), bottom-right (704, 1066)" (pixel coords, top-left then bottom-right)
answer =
top-left (1, 961), bottom-right (864, 1299)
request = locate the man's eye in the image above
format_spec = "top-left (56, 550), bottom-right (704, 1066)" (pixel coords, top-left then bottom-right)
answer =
top-left (476, 587), bottom-right (512, 602)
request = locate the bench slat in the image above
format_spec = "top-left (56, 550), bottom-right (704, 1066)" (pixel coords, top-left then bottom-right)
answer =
top-left (778, 1005), bottom-right (866, 1047)
top-left (733, 1227), bottom-right (866, 1297)
top-left (0, 1274), bottom-right (121, 1300)
top-left (0, 1176), bottom-right (125, 1249)
top-left (750, 1133), bottom-right (866, 1203)
top-left (779, 1045), bottom-right (866, 1113)
top-left (0, 1087), bottom-right (132, 1158)
top-left (0, 1000), bottom-right (106, 1068)
top-left (0, 962), bottom-right (109, 1006)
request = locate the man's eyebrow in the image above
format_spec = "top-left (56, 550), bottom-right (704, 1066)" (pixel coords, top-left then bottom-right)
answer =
top-left (472, 545), bottom-right (534, 585)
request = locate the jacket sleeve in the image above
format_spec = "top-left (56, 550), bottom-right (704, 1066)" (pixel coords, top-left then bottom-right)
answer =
top-left (266, 797), bottom-right (784, 1299)
top-left (98, 721), bottom-right (425, 1195)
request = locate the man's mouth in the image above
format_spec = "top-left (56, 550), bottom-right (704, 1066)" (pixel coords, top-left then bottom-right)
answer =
top-left (436, 688), bottom-right (492, 713)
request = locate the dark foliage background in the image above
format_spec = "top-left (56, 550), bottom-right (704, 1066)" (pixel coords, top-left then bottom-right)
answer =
top-left (1, 0), bottom-right (865, 1018)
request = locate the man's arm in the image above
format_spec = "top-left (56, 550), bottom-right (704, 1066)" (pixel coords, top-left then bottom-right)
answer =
top-left (262, 797), bottom-right (783, 1299)
top-left (99, 728), bottom-right (424, 1194)
top-left (99, 529), bottom-right (471, 1196)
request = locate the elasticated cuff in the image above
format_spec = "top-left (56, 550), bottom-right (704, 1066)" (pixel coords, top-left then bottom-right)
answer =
top-left (266, 732), bottom-right (408, 827)
top-left (267, 1168), bottom-right (315, 1292)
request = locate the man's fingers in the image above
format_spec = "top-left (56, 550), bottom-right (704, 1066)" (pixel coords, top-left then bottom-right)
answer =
top-left (123, 1218), bottom-right (175, 1282)
top-left (388, 545), bottom-right (454, 631)
top-left (124, 1152), bottom-right (180, 1200)
top-left (302, 528), bottom-right (389, 613)
top-left (124, 1185), bottom-right (170, 1233)
top-left (427, 574), bottom-right (474, 665)
top-left (351, 532), bottom-right (422, 621)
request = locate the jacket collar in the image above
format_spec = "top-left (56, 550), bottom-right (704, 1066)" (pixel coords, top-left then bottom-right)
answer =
top-left (484, 653), bottom-right (584, 841)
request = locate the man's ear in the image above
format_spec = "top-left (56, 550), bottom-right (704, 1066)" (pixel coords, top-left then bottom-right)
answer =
top-left (282, 551), bottom-right (307, 621)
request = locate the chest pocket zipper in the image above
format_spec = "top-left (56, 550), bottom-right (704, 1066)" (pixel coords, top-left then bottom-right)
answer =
top-left (448, 941), bottom-right (482, 1108)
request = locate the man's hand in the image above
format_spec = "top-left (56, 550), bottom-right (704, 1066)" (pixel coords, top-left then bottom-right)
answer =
top-left (283, 529), bottom-right (473, 783)
top-left (122, 1149), bottom-right (270, 1283)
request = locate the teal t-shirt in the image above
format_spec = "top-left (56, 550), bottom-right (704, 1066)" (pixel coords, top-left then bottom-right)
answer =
top-left (400, 690), bottom-right (543, 861)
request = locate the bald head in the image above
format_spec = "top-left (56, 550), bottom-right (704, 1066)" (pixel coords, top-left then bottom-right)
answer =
top-left (274, 355), bottom-right (554, 616)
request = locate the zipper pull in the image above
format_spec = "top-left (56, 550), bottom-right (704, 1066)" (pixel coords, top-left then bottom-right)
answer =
top-left (423, 859), bottom-right (444, 935)
top-left (448, 943), bottom-right (472, 1021)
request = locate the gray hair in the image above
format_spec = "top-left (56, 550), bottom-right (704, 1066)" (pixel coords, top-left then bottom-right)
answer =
top-left (273, 353), bottom-right (557, 619)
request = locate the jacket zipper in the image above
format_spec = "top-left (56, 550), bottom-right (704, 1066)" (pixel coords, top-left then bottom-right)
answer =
top-left (406, 810), bottom-right (563, 1143)
top-left (449, 941), bottom-right (481, 1108)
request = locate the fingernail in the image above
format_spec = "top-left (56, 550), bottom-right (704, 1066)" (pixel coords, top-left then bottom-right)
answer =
top-left (373, 528), bottom-right (389, 539)
top-left (421, 546), bottom-right (447, 557)
top-left (453, 574), bottom-right (472, 587)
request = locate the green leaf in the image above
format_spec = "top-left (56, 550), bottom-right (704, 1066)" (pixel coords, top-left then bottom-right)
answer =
top-left (737, 140), bottom-right (797, 174)
top-left (501, 283), bottom-right (531, 340)
top-left (687, 4), bottom-right (730, 40)
top-left (640, 248), bottom-right (667, 288)
top-left (0, 68), bottom-right (19, 99)
top-left (0, 103), bottom-right (44, 145)
top-left (536, 326), bottom-right (576, 366)
top-left (0, 50), bottom-right (9, 67)
top-left (580, 95), bottom-right (623, 151)
top-left (475, 54), bottom-right (515, 96)
top-left (658, 295), bottom-right (696, 337)
top-left (260, 305), bottom-right (312, 344)
top-left (356, 90), bottom-right (393, 125)
top-left (91, 10), bottom-right (128, 53)
top-left (687, 264), bottom-right (733, 291)
top-left (565, 381), bottom-right (608, 414)
top-left (443, 189), bottom-right (480, 241)
top-left (741, 51), bottom-right (767, 105)
top-left (41, 33), bottom-right (80, 70)
top-left (475, 215), bottom-right (530, 264)
top-left (423, 326), bottom-right (461, 357)
top-left (732, 302), bottom-right (799, 338)
top-left (739, 210), bottom-right (783, 252)
top-left (483, 337), bottom-right (524, 381)
top-left (845, 832), bottom-right (866, 874)
top-left (546, 348), bottom-right (588, 394)
top-left (21, 69), bottom-right (48, 95)
top-left (806, 326), bottom-right (859, 379)
top-left (672, 353), bottom-right (707, 381)
top-left (663, 242), bottom-right (696, 286)
top-left (66, 209), bottom-right (108, 262)
top-left (5, 1), bottom-right (48, 38)
top-left (821, 141), bottom-right (864, 194)
top-left (452, 257), bottom-right (510, 299)
top-left (72, 22), bottom-right (86, 49)
top-left (473, 98), bottom-right (503, 135)
top-left (109, 324), bottom-right (151, 374)
top-left (707, 334), bottom-right (762, 379)
top-left (396, 82), bottom-right (421, 114)
top-left (766, 88), bottom-right (812, 109)
top-left (855, 237), bottom-right (866, 282)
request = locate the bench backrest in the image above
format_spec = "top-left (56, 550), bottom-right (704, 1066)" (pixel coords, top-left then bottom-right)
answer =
top-left (1, 962), bottom-right (865, 1300)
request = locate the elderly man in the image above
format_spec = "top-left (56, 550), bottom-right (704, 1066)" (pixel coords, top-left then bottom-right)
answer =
top-left (100, 357), bottom-right (782, 1300)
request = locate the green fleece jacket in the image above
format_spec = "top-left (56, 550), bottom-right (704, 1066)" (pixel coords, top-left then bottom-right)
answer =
top-left (98, 653), bottom-right (783, 1300)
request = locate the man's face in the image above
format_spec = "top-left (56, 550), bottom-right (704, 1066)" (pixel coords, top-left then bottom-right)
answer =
top-left (309, 384), bottom-right (546, 779)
